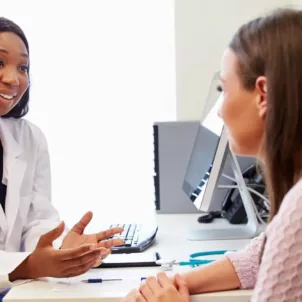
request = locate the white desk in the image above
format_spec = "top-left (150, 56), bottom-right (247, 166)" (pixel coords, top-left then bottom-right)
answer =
top-left (4, 214), bottom-right (253, 302)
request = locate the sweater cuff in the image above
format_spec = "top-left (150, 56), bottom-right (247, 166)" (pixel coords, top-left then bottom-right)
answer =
top-left (225, 252), bottom-right (258, 289)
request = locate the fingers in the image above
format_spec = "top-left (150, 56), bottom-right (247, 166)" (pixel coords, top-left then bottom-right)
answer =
top-left (93, 257), bottom-right (102, 268)
top-left (140, 281), bottom-right (153, 300)
top-left (122, 289), bottom-right (146, 302)
top-left (38, 221), bottom-right (65, 247)
top-left (134, 290), bottom-right (147, 302)
top-left (70, 211), bottom-right (93, 235)
top-left (145, 276), bottom-right (162, 293)
top-left (64, 249), bottom-right (101, 269)
top-left (92, 247), bottom-right (111, 267)
top-left (97, 246), bottom-right (111, 259)
top-left (98, 238), bottom-right (124, 248)
top-left (156, 272), bottom-right (172, 288)
top-left (95, 227), bottom-right (124, 241)
top-left (58, 244), bottom-right (99, 260)
top-left (174, 274), bottom-right (189, 297)
top-left (63, 257), bottom-right (97, 278)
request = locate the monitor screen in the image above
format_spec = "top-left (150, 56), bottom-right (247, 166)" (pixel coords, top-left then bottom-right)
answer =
top-left (182, 73), bottom-right (226, 211)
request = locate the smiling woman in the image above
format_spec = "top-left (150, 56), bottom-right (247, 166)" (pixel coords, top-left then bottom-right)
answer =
top-left (0, 17), bottom-right (124, 295)
top-left (0, 24), bottom-right (29, 118)
top-left (0, 32), bottom-right (29, 110)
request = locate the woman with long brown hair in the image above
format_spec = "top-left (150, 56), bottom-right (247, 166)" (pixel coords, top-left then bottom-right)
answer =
top-left (124, 8), bottom-right (302, 302)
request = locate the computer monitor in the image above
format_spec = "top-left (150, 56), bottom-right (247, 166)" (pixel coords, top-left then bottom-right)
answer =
top-left (182, 73), bottom-right (264, 240)
top-left (182, 72), bottom-right (229, 212)
top-left (184, 97), bottom-right (228, 212)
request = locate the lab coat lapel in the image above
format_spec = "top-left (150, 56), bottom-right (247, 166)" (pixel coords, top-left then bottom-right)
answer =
top-left (5, 157), bottom-right (26, 239)
top-left (0, 118), bottom-right (26, 239)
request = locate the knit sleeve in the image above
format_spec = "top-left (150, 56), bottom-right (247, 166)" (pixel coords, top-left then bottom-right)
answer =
top-left (251, 183), bottom-right (302, 302)
top-left (225, 232), bottom-right (265, 289)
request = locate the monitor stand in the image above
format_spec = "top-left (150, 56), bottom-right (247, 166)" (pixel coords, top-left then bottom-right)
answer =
top-left (187, 150), bottom-right (266, 241)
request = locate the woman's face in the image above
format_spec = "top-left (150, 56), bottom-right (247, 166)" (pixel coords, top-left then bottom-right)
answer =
top-left (0, 32), bottom-right (29, 116)
top-left (218, 48), bottom-right (267, 157)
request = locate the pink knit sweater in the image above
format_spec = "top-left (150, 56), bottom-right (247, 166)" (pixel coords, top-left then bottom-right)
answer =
top-left (226, 179), bottom-right (302, 301)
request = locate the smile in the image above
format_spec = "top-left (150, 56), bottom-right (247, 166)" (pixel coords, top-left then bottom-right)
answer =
top-left (0, 93), bottom-right (17, 100)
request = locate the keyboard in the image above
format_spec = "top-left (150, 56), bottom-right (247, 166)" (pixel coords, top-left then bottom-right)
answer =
top-left (109, 224), bottom-right (158, 254)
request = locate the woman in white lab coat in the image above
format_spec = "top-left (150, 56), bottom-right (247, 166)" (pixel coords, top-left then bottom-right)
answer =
top-left (0, 17), bottom-right (123, 295)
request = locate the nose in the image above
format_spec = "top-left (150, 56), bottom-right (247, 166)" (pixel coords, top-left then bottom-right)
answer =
top-left (1, 67), bottom-right (20, 86)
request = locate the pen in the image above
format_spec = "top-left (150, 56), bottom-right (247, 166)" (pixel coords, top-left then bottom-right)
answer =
top-left (82, 277), bottom-right (147, 283)
top-left (82, 278), bottom-right (122, 283)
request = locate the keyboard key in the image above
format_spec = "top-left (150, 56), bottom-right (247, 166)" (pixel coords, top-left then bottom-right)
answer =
top-left (133, 233), bottom-right (139, 244)
top-left (120, 224), bottom-right (130, 237)
top-left (110, 224), bottom-right (118, 228)
top-left (109, 224), bottom-right (119, 237)
top-left (117, 236), bottom-right (127, 240)
top-left (114, 243), bottom-right (125, 247)
top-left (128, 224), bottom-right (137, 238)
top-left (124, 240), bottom-right (132, 246)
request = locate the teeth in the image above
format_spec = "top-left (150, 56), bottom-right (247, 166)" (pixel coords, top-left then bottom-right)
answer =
top-left (0, 93), bottom-right (15, 100)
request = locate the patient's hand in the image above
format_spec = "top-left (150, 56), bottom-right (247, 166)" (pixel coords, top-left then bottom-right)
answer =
top-left (122, 272), bottom-right (189, 302)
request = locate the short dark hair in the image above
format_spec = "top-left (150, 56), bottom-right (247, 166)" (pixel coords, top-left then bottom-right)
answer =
top-left (0, 17), bottom-right (30, 118)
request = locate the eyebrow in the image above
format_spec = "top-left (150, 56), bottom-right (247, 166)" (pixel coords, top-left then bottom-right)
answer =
top-left (0, 48), bottom-right (29, 58)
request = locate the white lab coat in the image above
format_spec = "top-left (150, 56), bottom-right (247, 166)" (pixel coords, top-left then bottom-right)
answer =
top-left (0, 117), bottom-right (61, 291)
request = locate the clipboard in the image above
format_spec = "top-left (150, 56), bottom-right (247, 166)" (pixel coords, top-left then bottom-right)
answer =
top-left (99, 252), bottom-right (161, 268)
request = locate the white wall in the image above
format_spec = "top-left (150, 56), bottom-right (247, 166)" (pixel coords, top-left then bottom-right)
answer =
top-left (2, 0), bottom-right (176, 229)
top-left (175, 0), bottom-right (291, 120)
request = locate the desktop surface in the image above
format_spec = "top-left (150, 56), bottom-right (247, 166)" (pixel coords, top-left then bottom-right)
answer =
top-left (5, 214), bottom-right (253, 302)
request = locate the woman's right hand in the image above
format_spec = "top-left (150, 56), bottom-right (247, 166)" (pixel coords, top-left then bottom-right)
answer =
top-left (9, 221), bottom-right (105, 281)
top-left (122, 273), bottom-right (190, 302)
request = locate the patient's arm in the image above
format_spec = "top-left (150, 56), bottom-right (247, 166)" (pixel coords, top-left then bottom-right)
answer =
top-left (182, 233), bottom-right (266, 294)
top-left (182, 257), bottom-right (240, 294)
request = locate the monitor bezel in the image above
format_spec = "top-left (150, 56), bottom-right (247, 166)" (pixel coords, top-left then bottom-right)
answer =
top-left (192, 127), bottom-right (229, 212)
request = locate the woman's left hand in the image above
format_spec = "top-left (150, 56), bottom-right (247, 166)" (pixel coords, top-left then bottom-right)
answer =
top-left (61, 211), bottom-right (124, 266)
top-left (122, 272), bottom-right (190, 302)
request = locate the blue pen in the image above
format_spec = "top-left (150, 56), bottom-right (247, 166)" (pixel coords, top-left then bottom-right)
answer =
top-left (82, 278), bottom-right (122, 283)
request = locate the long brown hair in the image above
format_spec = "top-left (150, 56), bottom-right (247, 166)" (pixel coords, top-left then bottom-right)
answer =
top-left (229, 8), bottom-right (302, 219)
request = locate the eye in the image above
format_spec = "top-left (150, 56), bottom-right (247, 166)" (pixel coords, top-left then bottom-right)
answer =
top-left (19, 64), bottom-right (29, 72)
top-left (216, 85), bottom-right (223, 92)
top-left (0, 60), bottom-right (4, 67)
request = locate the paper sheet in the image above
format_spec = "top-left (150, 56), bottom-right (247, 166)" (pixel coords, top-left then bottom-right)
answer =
top-left (102, 251), bottom-right (157, 264)
top-left (52, 278), bottom-right (141, 293)
top-left (52, 267), bottom-right (175, 293)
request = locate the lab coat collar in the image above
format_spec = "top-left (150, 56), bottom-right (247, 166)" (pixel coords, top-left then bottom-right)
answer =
top-left (0, 118), bottom-right (23, 159)
top-left (0, 117), bottom-right (26, 240)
